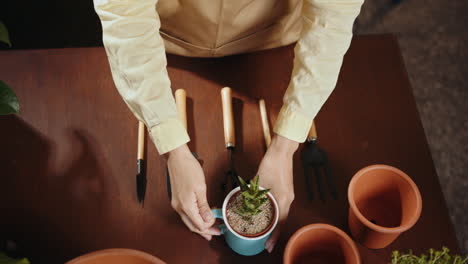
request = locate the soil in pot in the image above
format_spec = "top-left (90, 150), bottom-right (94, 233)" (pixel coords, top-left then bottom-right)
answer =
top-left (226, 191), bottom-right (274, 236)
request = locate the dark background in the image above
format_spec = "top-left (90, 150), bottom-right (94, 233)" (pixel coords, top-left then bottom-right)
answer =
top-left (0, 0), bottom-right (102, 49)
top-left (1, 0), bottom-right (467, 254)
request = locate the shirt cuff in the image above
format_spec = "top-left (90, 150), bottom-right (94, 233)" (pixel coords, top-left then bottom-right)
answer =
top-left (273, 105), bottom-right (313, 143)
top-left (149, 118), bottom-right (190, 154)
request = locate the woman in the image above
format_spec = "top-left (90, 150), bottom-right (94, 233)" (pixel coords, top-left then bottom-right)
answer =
top-left (94, 0), bottom-right (363, 253)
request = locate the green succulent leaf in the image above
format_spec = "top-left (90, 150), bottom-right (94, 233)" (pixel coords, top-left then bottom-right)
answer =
top-left (258, 197), bottom-right (269, 207)
top-left (255, 189), bottom-right (270, 198)
top-left (238, 176), bottom-right (249, 192)
top-left (250, 175), bottom-right (260, 192)
top-left (0, 21), bottom-right (12, 47)
top-left (255, 175), bottom-right (260, 191)
top-left (0, 80), bottom-right (20, 115)
top-left (235, 175), bottom-right (271, 219)
top-left (241, 191), bottom-right (255, 199)
top-left (245, 200), bottom-right (256, 210)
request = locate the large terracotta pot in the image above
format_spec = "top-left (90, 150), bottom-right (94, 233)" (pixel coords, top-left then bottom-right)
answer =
top-left (66, 248), bottom-right (166, 264)
top-left (348, 164), bottom-right (422, 249)
top-left (284, 224), bottom-right (361, 264)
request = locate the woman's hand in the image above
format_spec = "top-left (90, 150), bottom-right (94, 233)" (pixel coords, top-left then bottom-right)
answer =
top-left (257, 135), bottom-right (299, 253)
top-left (166, 144), bottom-right (221, 240)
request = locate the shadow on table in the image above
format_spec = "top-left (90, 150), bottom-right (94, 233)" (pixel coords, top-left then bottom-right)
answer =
top-left (185, 97), bottom-right (198, 153)
top-left (167, 44), bottom-right (294, 107)
top-left (0, 115), bottom-right (117, 264)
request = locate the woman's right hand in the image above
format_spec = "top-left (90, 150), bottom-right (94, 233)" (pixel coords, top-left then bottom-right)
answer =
top-left (166, 144), bottom-right (221, 240)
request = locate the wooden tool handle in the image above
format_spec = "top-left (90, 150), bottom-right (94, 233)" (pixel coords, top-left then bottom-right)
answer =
top-left (258, 99), bottom-right (271, 148)
top-left (175, 89), bottom-right (187, 130)
top-left (221, 87), bottom-right (235, 148)
top-left (137, 121), bottom-right (145, 159)
top-left (307, 120), bottom-right (317, 142)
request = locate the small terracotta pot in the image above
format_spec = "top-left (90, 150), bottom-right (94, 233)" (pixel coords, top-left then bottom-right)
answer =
top-left (66, 248), bottom-right (166, 264)
top-left (348, 165), bottom-right (422, 249)
top-left (284, 224), bottom-right (361, 264)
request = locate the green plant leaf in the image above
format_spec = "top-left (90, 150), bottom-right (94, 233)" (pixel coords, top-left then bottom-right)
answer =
top-left (390, 247), bottom-right (468, 264)
top-left (241, 191), bottom-right (255, 199)
top-left (0, 80), bottom-right (20, 115)
top-left (238, 176), bottom-right (248, 192)
top-left (245, 199), bottom-right (256, 209)
top-left (0, 252), bottom-right (30, 264)
top-left (0, 21), bottom-right (12, 47)
top-left (257, 197), bottom-right (269, 207)
top-left (255, 189), bottom-right (270, 198)
top-left (255, 175), bottom-right (260, 191)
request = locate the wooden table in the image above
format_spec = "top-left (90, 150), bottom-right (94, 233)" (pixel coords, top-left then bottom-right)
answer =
top-left (0, 34), bottom-right (459, 263)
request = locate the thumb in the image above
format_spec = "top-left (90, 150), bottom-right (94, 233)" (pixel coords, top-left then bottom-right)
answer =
top-left (196, 190), bottom-right (215, 226)
top-left (265, 226), bottom-right (281, 253)
top-left (265, 203), bottom-right (291, 253)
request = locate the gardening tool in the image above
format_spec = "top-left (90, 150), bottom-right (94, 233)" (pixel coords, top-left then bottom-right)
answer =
top-left (166, 89), bottom-right (200, 200)
top-left (221, 87), bottom-right (239, 193)
top-left (301, 121), bottom-right (337, 201)
top-left (136, 121), bottom-right (147, 205)
top-left (258, 99), bottom-right (271, 148)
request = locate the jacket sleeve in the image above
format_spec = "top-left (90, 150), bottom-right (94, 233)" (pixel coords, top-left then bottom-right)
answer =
top-left (94, 0), bottom-right (189, 154)
top-left (274, 0), bottom-right (364, 142)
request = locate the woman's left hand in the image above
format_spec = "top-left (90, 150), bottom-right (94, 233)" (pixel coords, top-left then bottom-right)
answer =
top-left (257, 134), bottom-right (299, 253)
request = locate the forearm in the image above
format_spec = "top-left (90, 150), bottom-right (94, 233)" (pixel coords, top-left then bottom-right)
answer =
top-left (270, 134), bottom-right (299, 157)
top-left (94, 0), bottom-right (189, 154)
top-left (274, 0), bottom-right (364, 143)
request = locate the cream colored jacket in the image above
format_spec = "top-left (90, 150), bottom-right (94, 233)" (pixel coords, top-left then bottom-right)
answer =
top-left (94, 0), bottom-right (363, 154)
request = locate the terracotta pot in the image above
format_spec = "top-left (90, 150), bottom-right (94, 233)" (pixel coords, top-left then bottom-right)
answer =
top-left (66, 248), bottom-right (166, 264)
top-left (348, 164), bottom-right (422, 249)
top-left (284, 223), bottom-right (361, 264)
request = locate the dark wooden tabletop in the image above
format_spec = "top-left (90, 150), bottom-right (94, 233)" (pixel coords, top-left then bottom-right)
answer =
top-left (0, 34), bottom-right (459, 264)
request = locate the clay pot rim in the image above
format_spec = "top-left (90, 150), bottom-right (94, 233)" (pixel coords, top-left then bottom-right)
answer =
top-left (66, 248), bottom-right (165, 264)
top-left (283, 223), bottom-right (361, 264)
top-left (348, 164), bottom-right (423, 233)
top-left (223, 186), bottom-right (279, 240)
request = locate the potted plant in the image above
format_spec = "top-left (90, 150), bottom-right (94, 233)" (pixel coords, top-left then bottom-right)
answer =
top-left (0, 21), bottom-right (19, 116)
top-left (0, 80), bottom-right (19, 115)
top-left (212, 175), bottom-right (279, 256)
top-left (390, 247), bottom-right (467, 264)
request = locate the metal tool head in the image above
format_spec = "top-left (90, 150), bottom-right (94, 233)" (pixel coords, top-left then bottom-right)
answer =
top-left (222, 168), bottom-right (239, 193)
top-left (221, 147), bottom-right (239, 193)
top-left (136, 159), bottom-right (147, 205)
top-left (302, 140), bottom-right (328, 165)
top-left (301, 140), bottom-right (337, 202)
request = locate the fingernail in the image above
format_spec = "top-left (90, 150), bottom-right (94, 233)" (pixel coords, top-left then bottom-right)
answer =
top-left (266, 243), bottom-right (275, 253)
top-left (265, 241), bottom-right (272, 253)
top-left (270, 243), bottom-right (276, 252)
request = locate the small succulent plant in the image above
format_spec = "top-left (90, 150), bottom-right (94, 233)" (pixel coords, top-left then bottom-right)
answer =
top-left (390, 247), bottom-right (467, 264)
top-left (236, 175), bottom-right (270, 218)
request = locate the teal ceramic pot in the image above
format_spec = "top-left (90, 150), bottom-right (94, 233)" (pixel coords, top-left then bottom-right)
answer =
top-left (212, 186), bottom-right (279, 256)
